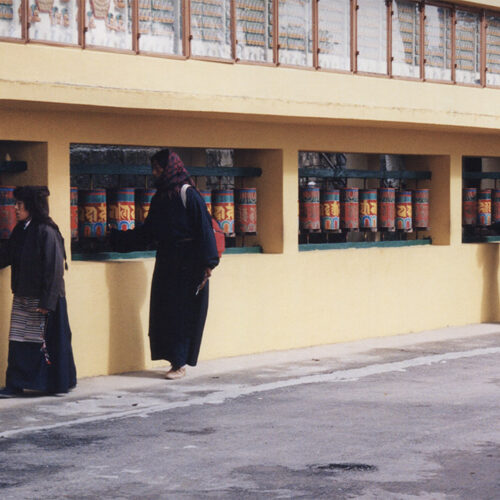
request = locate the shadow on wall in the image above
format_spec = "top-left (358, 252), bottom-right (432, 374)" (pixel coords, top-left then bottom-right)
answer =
top-left (0, 271), bottom-right (12, 386)
top-left (105, 262), bottom-right (149, 374)
top-left (478, 244), bottom-right (500, 323)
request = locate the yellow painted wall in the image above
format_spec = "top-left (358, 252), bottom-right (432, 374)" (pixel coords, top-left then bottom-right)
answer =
top-left (0, 107), bottom-right (499, 383)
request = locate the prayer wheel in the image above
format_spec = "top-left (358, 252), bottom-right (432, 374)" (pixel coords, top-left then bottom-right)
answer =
top-left (378, 187), bottom-right (395, 231)
top-left (299, 187), bottom-right (320, 232)
top-left (341, 187), bottom-right (359, 230)
top-left (70, 187), bottom-right (78, 240)
top-left (0, 186), bottom-right (16, 239)
top-left (213, 189), bottom-right (235, 236)
top-left (108, 188), bottom-right (135, 231)
top-left (493, 189), bottom-right (500, 224)
top-left (359, 189), bottom-right (377, 230)
top-left (462, 188), bottom-right (477, 226)
top-left (396, 190), bottom-right (412, 231)
top-left (413, 188), bottom-right (430, 229)
top-left (477, 189), bottom-right (492, 226)
top-left (135, 188), bottom-right (156, 226)
top-left (200, 189), bottom-right (212, 215)
top-left (236, 188), bottom-right (257, 234)
top-left (78, 189), bottom-right (107, 238)
top-left (320, 189), bottom-right (340, 231)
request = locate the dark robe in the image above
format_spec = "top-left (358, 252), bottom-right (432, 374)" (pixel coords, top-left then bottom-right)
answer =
top-left (113, 186), bottom-right (219, 368)
top-left (0, 221), bottom-right (76, 394)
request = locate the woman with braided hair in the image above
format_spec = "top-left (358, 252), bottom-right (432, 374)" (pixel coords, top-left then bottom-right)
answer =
top-left (0, 186), bottom-right (76, 397)
top-left (111, 150), bottom-right (219, 380)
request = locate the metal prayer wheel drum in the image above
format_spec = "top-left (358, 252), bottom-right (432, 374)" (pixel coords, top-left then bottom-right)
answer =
top-left (396, 190), bottom-right (412, 231)
top-left (359, 189), bottom-right (377, 230)
top-left (493, 190), bottom-right (500, 224)
top-left (70, 187), bottom-right (79, 240)
top-left (320, 189), bottom-right (340, 231)
top-left (413, 188), bottom-right (430, 229)
top-left (462, 188), bottom-right (477, 226)
top-left (236, 188), bottom-right (257, 234)
top-left (213, 189), bottom-right (235, 236)
top-left (477, 189), bottom-right (492, 226)
top-left (135, 188), bottom-right (156, 226)
top-left (200, 190), bottom-right (212, 215)
top-left (108, 188), bottom-right (135, 231)
top-left (299, 187), bottom-right (321, 232)
top-left (78, 189), bottom-right (107, 238)
top-left (0, 186), bottom-right (16, 239)
top-left (341, 187), bottom-right (359, 230)
top-left (378, 187), bottom-right (395, 231)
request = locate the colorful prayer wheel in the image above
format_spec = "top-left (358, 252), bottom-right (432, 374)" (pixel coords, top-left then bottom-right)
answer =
top-left (493, 190), bottom-right (500, 224)
top-left (413, 188), bottom-right (430, 229)
top-left (477, 189), bottom-right (492, 226)
top-left (135, 188), bottom-right (156, 226)
top-left (213, 189), bottom-right (235, 236)
top-left (200, 189), bottom-right (212, 215)
top-left (78, 189), bottom-right (107, 238)
top-left (299, 187), bottom-right (320, 232)
top-left (320, 189), bottom-right (340, 231)
top-left (396, 190), bottom-right (412, 231)
top-left (0, 186), bottom-right (16, 239)
top-left (70, 187), bottom-right (78, 240)
top-left (359, 189), bottom-right (377, 230)
top-left (236, 188), bottom-right (257, 234)
top-left (462, 188), bottom-right (477, 226)
top-left (341, 187), bottom-right (359, 230)
top-left (378, 187), bottom-right (395, 231)
top-left (108, 188), bottom-right (135, 231)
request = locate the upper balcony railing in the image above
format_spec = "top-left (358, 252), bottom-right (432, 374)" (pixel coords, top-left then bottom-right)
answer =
top-left (1, 0), bottom-right (499, 88)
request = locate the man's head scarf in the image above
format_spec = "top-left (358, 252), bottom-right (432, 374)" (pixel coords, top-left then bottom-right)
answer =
top-left (152, 150), bottom-right (195, 194)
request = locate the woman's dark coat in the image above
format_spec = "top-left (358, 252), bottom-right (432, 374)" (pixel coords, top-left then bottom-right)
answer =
top-left (113, 186), bottom-right (219, 368)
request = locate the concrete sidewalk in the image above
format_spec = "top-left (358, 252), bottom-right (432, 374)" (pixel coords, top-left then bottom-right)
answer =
top-left (1, 322), bottom-right (499, 439)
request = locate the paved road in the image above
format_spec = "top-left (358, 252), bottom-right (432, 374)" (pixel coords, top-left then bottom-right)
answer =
top-left (0, 324), bottom-right (499, 499)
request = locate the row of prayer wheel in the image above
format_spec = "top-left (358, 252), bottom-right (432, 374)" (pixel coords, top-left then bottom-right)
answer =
top-left (71, 187), bottom-right (257, 239)
top-left (462, 188), bottom-right (500, 227)
top-left (299, 187), bottom-right (430, 232)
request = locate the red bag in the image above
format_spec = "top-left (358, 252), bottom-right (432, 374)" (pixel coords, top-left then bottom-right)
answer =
top-left (182, 184), bottom-right (225, 258)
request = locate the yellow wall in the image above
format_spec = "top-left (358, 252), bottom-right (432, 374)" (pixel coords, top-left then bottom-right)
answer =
top-left (0, 107), bottom-right (499, 382)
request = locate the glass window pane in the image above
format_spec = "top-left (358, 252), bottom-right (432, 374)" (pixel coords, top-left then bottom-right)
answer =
top-left (138, 0), bottom-right (183, 55)
top-left (357, 0), bottom-right (387, 74)
top-left (455, 10), bottom-right (480, 85)
top-left (278, 0), bottom-right (313, 67)
top-left (486, 14), bottom-right (500, 86)
top-left (28, 0), bottom-right (79, 44)
top-left (424, 4), bottom-right (451, 81)
top-left (318, 0), bottom-right (350, 71)
top-left (392, 0), bottom-right (420, 78)
top-left (85, 0), bottom-right (133, 50)
top-left (236, 0), bottom-right (273, 63)
top-left (0, 0), bottom-right (22, 39)
top-left (190, 0), bottom-right (232, 59)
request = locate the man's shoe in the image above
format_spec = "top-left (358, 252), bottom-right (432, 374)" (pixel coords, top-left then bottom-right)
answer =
top-left (165, 366), bottom-right (186, 380)
top-left (0, 387), bottom-right (23, 398)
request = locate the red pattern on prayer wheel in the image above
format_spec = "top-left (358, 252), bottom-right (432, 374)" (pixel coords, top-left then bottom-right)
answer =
top-left (200, 190), bottom-right (212, 215)
top-left (108, 188), bottom-right (135, 231)
top-left (299, 187), bottom-right (320, 231)
top-left (341, 188), bottom-right (359, 230)
top-left (135, 189), bottom-right (156, 226)
top-left (70, 187), bottom-right (78, 240)
top-left (236, 188), bottom-right (257, 234)
top-left (378, 188), bottom-right (395, 230)
top-left (78, 189), bottom-right (107, 238)
top-left (320, 190), bottom-right (340, 231)
top-left (359, 189), bottom-right (377, 229)
top-left (478, 189), bottom-right (492, 226)
top-left (493, 190), bottom-right (500, 224)
top-left (0, 186), bottom-right (16, 239)
top-left (213, 190), bottom-right (235, 236)
top-left (462, 188), bottom-right (477, 226)
top-left (413, 189), bottom-right (430, 229)
top-left (396, 190), bottom-right (412, 231)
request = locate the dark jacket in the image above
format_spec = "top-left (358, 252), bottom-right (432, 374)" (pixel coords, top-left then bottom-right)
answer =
top-left (0, 221), bottom-right (66, 311)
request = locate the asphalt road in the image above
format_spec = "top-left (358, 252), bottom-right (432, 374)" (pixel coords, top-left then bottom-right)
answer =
top-left (0, 324), bottom-right (499, 499)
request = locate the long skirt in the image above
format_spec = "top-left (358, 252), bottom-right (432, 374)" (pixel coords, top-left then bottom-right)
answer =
top-left (6, 296), bottom-right (77, 394)
top-left (149, 243), bottom-right (209, 369)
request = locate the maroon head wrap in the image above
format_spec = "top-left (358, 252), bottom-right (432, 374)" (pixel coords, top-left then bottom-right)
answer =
top-left (152, 149), bottom-right (195, 194)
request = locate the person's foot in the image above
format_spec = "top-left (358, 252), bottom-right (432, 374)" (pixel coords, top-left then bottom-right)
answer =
top-left (165, 366), bottom-right (186, 380)
top-left (0, 387), bottom-right (23, 398)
